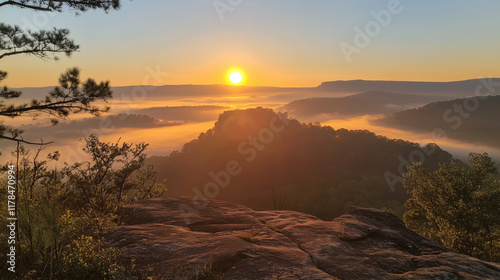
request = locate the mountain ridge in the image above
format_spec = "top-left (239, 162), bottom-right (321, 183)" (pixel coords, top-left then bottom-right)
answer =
top-left (12, 78), bottom-right (500, 98)
top-left (317, 78), bottom-right (500, 96)
top-left (281, 91), bottom-right (445, 118)
top-left (373, 95), bottom-right (500, 149)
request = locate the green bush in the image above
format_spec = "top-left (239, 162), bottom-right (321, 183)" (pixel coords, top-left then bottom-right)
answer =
top-left (59, 235), bottom-right (130, 280)
top-left (403, 153), bottom-right (500, 262)
top-left (0, 136), bottom-right (165, 279)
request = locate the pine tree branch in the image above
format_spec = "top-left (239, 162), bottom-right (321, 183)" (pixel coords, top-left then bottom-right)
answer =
top-left (0, 1), bottom-right (52, 11)
top-left (0, 98), bottom-right (91, 116)
top-left (0, 49), bottom-right (68, 60)
top-left (0, 135), bottom-right (53, 145)
top-left (0, 0), bottom-right (120, 12)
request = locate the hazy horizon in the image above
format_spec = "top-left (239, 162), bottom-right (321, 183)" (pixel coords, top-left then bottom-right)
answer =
top-left (10, 76), bottom-right (500, 88)
top-left (3, 80), bottom-right (500, 165)
top-left (3, 1), bottom-right (500, 87)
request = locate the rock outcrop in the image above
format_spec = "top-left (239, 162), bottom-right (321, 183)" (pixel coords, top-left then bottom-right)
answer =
top-left (106, 197), bottom-right (500, 279)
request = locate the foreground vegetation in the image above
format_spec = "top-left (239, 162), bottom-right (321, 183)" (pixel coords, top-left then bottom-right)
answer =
top-left (0, 135), bottom-right (166, 279)
top-left (404, 153), bottom-right (500, 262)
top-left (1, 134), bottom-right (498, 279)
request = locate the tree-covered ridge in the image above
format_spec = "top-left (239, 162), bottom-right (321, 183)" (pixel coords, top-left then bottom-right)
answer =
top-left (373, 95), bottom-right (500, 148)
top-left (150, 107), bottom-right (453, 219)
top-left (282, 91), bottom-right (442, 117)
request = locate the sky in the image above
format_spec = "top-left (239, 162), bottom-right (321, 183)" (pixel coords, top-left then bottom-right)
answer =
top-left (1, 0), bottom-right (500, 87)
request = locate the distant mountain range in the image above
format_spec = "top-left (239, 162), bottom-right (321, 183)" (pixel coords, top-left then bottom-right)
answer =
top-left (373, 95), bottom-right (500, 148)
top-left (317, 78), bottom-right (500, 97)
top-left (13, 78), bottom-right (500, 100)
top-left (281, 91), bottom-right (445, 118)
top-left (13, 84), bottom-right (317, 101)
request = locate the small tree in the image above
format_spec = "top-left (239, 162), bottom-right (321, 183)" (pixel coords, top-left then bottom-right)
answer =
top-left (403, 153), bottom-right (500, 261)
top-left (66, 135), bottom-right (166, 218)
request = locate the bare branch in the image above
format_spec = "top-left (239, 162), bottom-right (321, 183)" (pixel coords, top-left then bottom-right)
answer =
top-left (0, 1), bottom-right (51, 11)
top-left (0, 135), bottom-right (53, 145)
top-left (0, 0), bottom-right (120, 13)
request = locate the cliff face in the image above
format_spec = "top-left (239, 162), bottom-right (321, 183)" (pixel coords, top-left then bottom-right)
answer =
top-left (106, 197), bottom-right (500, 280)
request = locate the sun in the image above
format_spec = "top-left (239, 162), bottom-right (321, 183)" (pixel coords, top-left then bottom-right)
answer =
top-left (228, 71), bottom-right (244, 85)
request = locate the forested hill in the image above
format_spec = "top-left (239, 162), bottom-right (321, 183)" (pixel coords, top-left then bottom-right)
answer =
top-left (149, 108), bottom-right (453, 219)
top-left (281, 91), bottom-right (442, 118)
top-left (374, 95), bottom-right (500, 149)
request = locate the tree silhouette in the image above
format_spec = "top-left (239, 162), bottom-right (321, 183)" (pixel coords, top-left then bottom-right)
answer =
top-left (0, 0), bottom-right (119, 12)
top-left (0, 0), bottom-right (120, 145)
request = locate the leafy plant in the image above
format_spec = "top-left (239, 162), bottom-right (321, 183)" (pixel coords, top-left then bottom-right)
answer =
top-left (0, 136), bottom-right (164, 278)
top-left (66, 135), bottom-right (166, 218)
top-left (403, 153), bottom-right (500, 262)
top-left (59, 235), bottom-right (131, 280)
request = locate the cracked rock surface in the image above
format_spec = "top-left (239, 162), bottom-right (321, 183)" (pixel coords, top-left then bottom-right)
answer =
top-left (106, 197), bottom-right (500, 280)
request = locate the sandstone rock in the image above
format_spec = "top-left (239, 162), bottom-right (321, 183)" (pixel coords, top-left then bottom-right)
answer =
top-left (105, 197), bottom-right (500, 280)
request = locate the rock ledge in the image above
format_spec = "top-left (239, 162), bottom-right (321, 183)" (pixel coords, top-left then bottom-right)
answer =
top-left (106, 197), bottom-right (500, 280)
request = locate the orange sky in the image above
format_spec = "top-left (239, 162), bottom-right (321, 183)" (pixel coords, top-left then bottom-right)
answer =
top-left (2, 1), bottom-right (500, 87)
